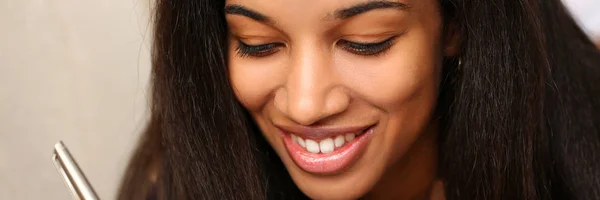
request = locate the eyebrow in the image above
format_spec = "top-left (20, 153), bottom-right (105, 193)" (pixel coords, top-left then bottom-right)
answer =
top-left (334, 1), bottom-right (410, 19)
top-left (224, 4), bottom-right (271, 23)
top-left (224, 1), bottom-right (409, 23)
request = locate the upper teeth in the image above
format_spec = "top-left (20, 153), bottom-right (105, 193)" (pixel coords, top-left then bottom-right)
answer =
top-left (291, 132), bottom-right (359, 154)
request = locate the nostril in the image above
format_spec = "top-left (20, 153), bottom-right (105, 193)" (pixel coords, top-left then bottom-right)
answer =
top-left (274, 86), bottom-right (329, 125)
top-left (325, 88), bottom-right (351, 115)
top-left (287, 98), bottom-right (325, 125)
top-left (275, 87), bottom-right (351, 126)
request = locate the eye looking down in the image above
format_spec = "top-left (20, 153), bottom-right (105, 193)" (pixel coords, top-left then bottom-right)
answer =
top-left (225, 0), bottom-right (459, 199)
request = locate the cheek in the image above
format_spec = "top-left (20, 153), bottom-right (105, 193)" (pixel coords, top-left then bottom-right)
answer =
top-left (336, 32), bottom-right (443, 109)
top-left (228, 55), bottom-right (286, 111)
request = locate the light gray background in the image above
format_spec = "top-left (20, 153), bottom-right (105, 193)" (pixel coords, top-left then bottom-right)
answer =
top-left (0, 0), bottom-right (151, 199)
top-left (0, 0), bottom-right (598, 199)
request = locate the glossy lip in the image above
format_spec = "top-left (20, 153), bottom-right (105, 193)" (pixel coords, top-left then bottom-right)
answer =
top-left (280, 126), bottom-right (375, 174)
top-left (275, 124), bottom-right (372, 140)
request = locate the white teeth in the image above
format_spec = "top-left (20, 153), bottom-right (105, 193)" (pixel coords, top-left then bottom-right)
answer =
top-left (334, 135), bottom-right (345, 148)
top-left (297, 137), bottom-right (306, 148)
top-left (291, 133), bottom-right (358, 154)
top-left (319, 138), bottom-right (334, 153)
top-left (291, 134), bottom-right (298, 143)
top-left (345, 133), bottom-right (355, 142)
top-left (305, 139), bottom-right (320, 153)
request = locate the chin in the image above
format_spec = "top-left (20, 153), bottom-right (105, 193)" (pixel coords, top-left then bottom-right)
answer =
top-left (298, 183), bottom-right (371, 200)
top-left (285, 162), bottom-right (385, 200)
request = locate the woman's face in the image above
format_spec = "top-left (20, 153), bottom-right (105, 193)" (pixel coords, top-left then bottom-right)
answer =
top-left (226, 0), bottom-right (456, 199)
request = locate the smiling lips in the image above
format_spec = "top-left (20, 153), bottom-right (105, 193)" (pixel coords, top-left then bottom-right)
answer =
top-left (291, 131), bottom-right (360, 154)
top-left (279, 125), bottom-right (375, 174)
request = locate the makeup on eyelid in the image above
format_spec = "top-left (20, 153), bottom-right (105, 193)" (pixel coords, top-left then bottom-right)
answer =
top-left (234, 37), bottom-right (398, 58)
top-left (226, 3), bottom-right (409, 58)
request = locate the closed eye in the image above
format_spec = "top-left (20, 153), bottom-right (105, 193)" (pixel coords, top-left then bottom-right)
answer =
top-left (235, 40), bottom-right (283, 58)
top-left (338, 36), bottom-right (397, 56)
top-left (234, 36), bottom-right (397, 58)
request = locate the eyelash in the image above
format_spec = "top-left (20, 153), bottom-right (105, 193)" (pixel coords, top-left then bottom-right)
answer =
top-left (235, 41), bottom-right (282, 58)
top-left (338, 36), bottom-right (396, 56)
top-left (235, 36), bottom-right (397, 58)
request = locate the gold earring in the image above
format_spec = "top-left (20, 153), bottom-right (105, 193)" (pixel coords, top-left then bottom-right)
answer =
top-left (457, 57), bottom-right (462, 71)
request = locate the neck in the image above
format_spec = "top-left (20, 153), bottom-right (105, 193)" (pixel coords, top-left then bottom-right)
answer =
top-left (363, 122), bottom-right (442, 200)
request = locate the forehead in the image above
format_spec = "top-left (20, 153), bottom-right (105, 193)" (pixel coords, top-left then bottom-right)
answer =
top-left (224, 0), bottom-right (431, 35)
top-left (224, 0), bottom-right (414, 19)
top-left (224, 0), bottom-right (443, 40)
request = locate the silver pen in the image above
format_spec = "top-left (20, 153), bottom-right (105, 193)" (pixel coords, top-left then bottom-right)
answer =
top-left (52, 141), bottom-right (100, 200)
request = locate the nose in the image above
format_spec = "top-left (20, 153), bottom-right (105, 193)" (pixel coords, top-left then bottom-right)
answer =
top-left (274, 43), bottom-right (350, 125)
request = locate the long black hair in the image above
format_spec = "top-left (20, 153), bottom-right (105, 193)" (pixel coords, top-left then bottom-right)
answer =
top-left (118, 0), bottom-right (600, 199)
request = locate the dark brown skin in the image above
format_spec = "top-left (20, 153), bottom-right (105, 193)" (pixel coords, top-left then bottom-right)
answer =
top-left (226, 0), bottom-right (458, 199)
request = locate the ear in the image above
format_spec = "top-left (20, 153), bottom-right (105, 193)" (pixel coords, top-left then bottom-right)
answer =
top-left (443, 23), bottom-right (461, 57)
